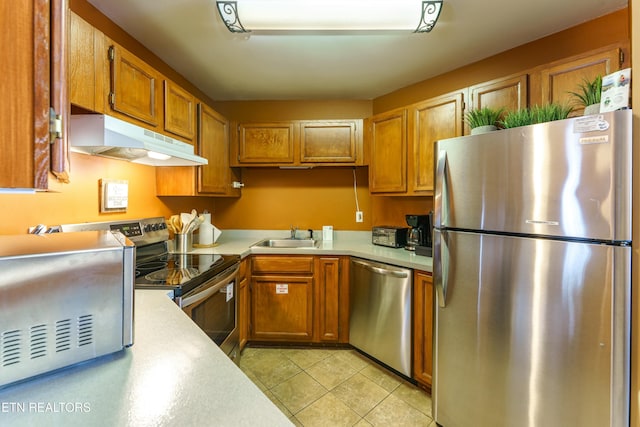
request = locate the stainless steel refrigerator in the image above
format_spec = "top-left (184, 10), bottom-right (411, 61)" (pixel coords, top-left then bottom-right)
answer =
top-left (432, 110), bottom-right (631, 427)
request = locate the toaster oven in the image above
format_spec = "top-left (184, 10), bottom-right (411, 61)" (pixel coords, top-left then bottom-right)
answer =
top-left (0, 231), bottom-right (134, 388)
top-left (372, 226), bottom-right (409, 248)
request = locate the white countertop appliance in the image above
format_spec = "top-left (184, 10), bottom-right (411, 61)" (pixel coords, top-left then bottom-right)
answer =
top-left (0, 231), bottom-right (135, 388)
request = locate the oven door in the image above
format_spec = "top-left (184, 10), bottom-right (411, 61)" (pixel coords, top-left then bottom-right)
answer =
top-left (181, 263), bottom-right (240, 363)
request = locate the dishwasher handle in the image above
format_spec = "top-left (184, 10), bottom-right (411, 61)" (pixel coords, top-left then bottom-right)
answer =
top-left (351, 259), bottom-right (409, 279)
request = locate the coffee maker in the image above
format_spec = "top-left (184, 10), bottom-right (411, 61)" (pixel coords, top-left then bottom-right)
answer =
top-left (405, 213), bottom-right (433, 254)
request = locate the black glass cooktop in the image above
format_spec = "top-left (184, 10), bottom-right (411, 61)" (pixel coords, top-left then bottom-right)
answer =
top-left (135, 252), bottom-right (240, 296)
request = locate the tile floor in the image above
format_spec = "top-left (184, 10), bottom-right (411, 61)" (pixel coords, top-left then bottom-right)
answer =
top-left (239, 346), bottom-right (436, 427)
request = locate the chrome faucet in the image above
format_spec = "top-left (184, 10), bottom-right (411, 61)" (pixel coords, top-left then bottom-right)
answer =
top-left (290, 225), bottom-right (298, 239)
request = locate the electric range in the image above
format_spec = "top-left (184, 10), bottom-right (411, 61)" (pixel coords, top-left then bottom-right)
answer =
top-left (60, 217), bottom-right (240, 299)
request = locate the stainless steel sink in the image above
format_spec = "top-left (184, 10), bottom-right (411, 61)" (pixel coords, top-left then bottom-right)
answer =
top-left (252, 238), bottom-right (318, 248)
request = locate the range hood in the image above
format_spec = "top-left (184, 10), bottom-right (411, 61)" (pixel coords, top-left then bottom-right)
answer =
top-left (70, 115), bottom-right (208, 166)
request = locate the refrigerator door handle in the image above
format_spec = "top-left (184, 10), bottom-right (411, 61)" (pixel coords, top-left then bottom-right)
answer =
top-left (434, 149), bottom-right (447, 228)
top-left (433, 229), bottom-right (447, 307)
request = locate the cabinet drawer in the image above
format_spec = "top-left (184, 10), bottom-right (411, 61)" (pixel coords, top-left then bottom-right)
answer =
top-left (252, 256), bottom-right (314, 274)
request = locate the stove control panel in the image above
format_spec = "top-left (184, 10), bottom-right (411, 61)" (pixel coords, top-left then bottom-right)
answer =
top-left (60, 217), bottom-right (169, 247)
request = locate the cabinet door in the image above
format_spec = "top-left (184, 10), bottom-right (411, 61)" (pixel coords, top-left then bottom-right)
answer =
top-left (155, 103), bottom-right (241, 197)
top-left (238, 259), bottom-right (250, 350)
top-left (198, 103), bottom-right (241, 196)
top-left (237, 123), bottom-right (296, 164)
top-left (413, 270), bottom-right (433, 390)
top-left (69, 11), bottom-right (106, 113)
top-left (250, 276), bottom-right (314, 341)
top-left (315, 257), bottom-right (340, 342)
top-left (300, 121), bottom-right (357, 164)
top-left (109, 44), bottom-right (160, 126)
top-left (470, 74), bottom-right (528, 113)
top-left (539, 47), bottom-right (622, 115)
top-left (368, 109), bottom-right (407, 194)
top-left (1, 0), bottom-right (66, 189)
top-left (164, 79), bottom-right (196, 142)
top-left (409, 92), bottom-right (463, 194)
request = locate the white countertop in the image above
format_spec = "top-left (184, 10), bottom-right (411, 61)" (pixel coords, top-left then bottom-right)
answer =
top-left (189, 230), bottom-right (433, 272)
top-left (0, 290), bottom-right (293, 427)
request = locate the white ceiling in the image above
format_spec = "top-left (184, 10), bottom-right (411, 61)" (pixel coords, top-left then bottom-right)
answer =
top-left (87, 0), bottom-right (627, 101)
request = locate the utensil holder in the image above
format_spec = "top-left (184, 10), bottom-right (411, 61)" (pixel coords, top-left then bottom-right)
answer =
top-left (174, 233), bottom-right (193, 253)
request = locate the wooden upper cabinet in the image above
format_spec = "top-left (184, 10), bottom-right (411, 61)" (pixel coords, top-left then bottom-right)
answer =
top-left (198, 103), bottom-right (240, 196)
top-left (1, 0), bottom-right (67, 189)
top-left (470, 73), bottom-right (528, 113)
top-left (155, 102), bottom-right (241, 197)
top-left (164, 79), bottom-right (196, 142)
top-left (538, 46), bottom-right (624, 115)
top-left (69, 11), bottom-right (105, 113)
top-left (237, 123), bottom-right (296, 164)
top-left (231, 120), bottom-right (364, 166)
top-left (408, 91), bottom-right (464, 194)
top-left (368, 109), bottom-right (407, 194)
top-left (300, 120), bottom-right (358, 163)
top-left (108, 44), bottom-right (160, 127)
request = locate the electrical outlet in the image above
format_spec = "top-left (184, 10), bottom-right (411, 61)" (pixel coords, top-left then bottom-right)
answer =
top-left (356, 211), bottom-right (363, 223)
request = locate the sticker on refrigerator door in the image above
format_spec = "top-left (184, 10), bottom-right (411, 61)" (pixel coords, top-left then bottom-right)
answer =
top-left (226, 283), bottom-right (234, 302)
top-left (276, 284), bottom-right (288, 294)
top-left (579, 135), bottom-right (609, 145)
top-left (573, 115), bottom-right (610, 133)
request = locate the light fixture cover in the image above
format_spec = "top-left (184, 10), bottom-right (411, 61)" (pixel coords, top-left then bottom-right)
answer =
top-left (216, 0), bottom-right (443, 33)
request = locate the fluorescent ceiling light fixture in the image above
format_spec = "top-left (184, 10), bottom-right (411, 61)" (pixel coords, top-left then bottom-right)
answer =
top-left (216, 0), bottom-right (443, 33)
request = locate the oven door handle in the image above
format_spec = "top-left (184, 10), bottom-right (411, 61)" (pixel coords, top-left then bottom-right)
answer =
top-left (181, 263), bottom-right (239, 308)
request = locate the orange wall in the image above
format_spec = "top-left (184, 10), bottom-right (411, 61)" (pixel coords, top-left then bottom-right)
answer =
top-left (0, 153), bottom-right (214, 234)
top-left (214, 168), bottom-right (371, 230)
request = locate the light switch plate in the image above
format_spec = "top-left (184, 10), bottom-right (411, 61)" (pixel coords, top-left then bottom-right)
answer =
top-left (99, 179), bottom-right (128, 213)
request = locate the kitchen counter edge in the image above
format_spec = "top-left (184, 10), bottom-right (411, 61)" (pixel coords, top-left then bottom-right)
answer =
top-left (0, 289), bottom-right (293, 427)
top-left (190, 230), bottom-right (432, 273)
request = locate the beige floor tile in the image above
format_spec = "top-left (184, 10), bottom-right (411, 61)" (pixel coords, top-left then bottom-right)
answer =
top-left (284, 348), bottom-right (335, 369)
top-left (305, 353), bottom-right (358, 390)
top-left (359, 363), bottom-right (402, 393)
top-left (354, 419), bottom-right (373, 427)
top-left (332, 350), bottom-right (372, 372)
top-left (263, 389), bottom-right (293, 418)
top-left (239, 367), bottom-right (269, 393)
top-left (245, 356), bottom-right (302, 389)
top-left (365, 394), bottom-right (433, 427)
top-left (331, 373), bottom-right (389, 417)
top-left (295, 393), bottom-right (361, 427)
top-left (392, 382), bottom-right (432, 417)
top-left (271, 372), bottom-right (328, 414)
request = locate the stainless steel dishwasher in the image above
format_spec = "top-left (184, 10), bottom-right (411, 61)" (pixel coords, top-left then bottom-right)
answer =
top-left (349, 258), bottom-right (412, 377)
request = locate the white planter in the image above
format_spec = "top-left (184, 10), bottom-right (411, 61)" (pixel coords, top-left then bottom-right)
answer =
top-left (470, 125), bottom-right (498, 135)
top-left (584, 104), bottom-right (600, 115)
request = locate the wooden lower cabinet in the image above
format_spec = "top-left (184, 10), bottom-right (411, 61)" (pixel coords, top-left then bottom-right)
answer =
top-left (251, 275), bottom-right (314, 341)
top-left (314, 256), bottom-right (349, 343)
top-left (238, 258), bottom-right (250, 351)
top-left (248, 255), bottom-right (348, 344)
top-left (250, 256), bottom-right (314, 341)
top-left (413, 270), bottom-right (433, 390)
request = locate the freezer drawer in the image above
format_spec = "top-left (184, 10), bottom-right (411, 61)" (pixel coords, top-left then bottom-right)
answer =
top-left (433, 230), bottom-right (630, 427)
